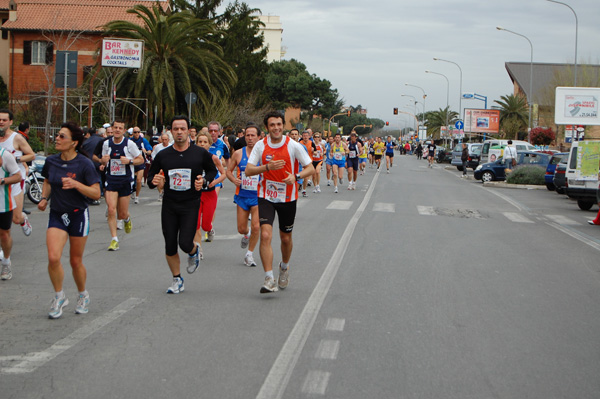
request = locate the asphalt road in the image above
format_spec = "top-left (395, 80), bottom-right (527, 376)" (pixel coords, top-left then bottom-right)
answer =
top-left (1, 154), bottom-right (599, 399)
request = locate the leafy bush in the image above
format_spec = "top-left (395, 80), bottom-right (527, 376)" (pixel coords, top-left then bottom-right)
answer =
top-left (529, 127), bottom-right (556, 146)
top-left (506, 165), bottom-right (545, 185)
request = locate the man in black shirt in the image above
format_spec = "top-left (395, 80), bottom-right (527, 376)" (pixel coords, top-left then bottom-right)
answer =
top-left (148, 115), bottom-right (217, 294)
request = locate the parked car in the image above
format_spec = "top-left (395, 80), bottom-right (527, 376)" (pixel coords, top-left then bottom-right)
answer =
top-left (553, 159), bottom-right (567, 194)
top-left (435, 146), bottom-right (452, 163)
top-left (480, 139), bottom-right (536, 164)
top-left (474, 151), bottom-right (552, 182)
top-left (545, 152), bottom-right (568, 191)
top-left (565, 140), bottom-right (600, 210)
top-left (451, 143), bottom-right (482, 171)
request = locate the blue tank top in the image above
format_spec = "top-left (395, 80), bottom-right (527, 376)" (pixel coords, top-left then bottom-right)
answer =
top-left (236, 147), bottom-right (259, 198)
top-left (348, 142), bottom-right (358, 159)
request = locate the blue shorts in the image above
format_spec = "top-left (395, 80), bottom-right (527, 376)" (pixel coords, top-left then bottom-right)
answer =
top-left (48, 208), bottom-right (90, 237)
top-left (234, 194), bottom-right (258, 211)
top-left (105, 181), bottom-right (134, 197)
top-left (333, 159), bottom-right (346, 168)
top-left (346, 158), bottom-right (359, 171)
top-left (326, 158), bottom-right (334, 166)
top-left (359, 158), bottom-right (367, 164)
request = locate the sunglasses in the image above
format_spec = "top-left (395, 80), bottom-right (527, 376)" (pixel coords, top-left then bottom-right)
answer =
top-left (133, 131), bottom-right (141, 133)
top-left (57, 133), bottom-right (71, 140)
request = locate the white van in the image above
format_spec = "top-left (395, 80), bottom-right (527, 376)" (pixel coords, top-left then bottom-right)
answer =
top-left (480, 139), bottom-right (536, 164)
top-left (565, 140), bottom-right (600, 210)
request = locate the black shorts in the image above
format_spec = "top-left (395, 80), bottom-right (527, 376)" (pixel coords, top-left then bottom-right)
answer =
top-left (386, 152), bottom-right (394, 158)
top-left (346, 158), bottom-right (359, 171)
top-left (312, 160), bottom-right (322, 169)
top-left (161, 197), bottom-right (200, 256)
top-left (105, 181), bottom-right (134, 197)
top-left (374, 154), bottom-right (382, 160)
top-left (0, 210), bottom-right (13, 230)
top-left (134, 164), bottom-right (145, 173)
top-left (258, 198), bottom-right (296, 233)
top-left (428, 152), bottom-right (435, 158)
top-left (48, 208), bottom-right (90, 237)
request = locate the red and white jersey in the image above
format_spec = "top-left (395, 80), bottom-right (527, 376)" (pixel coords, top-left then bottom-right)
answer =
top-left (248, 136), bottom-right (312, 203)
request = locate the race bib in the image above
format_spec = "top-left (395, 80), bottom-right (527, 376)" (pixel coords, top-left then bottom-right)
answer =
top-left (334, 153), bottom-right (343, 161)
top-left (169, 168), bottom-right (192, 191)
top-left (314, 150), bottom-right (321, 158)
top-left (349, 150), bottom-right (356, 158)
top-left (241, 171), bottom-right (259, 191)
top-left (264, 180), bottom-right (286, 203)
top-left (110, 159), bottom-right (126, 176)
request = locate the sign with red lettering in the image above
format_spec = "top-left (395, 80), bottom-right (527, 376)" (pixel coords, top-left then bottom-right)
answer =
top-left (555, 87), bottom-right (600, 125)
top-left (101, 39), bottom-right (143, 68)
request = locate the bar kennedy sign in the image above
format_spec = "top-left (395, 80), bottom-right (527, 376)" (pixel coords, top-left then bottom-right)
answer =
top-left (101, 39), bottom-right (143, 68)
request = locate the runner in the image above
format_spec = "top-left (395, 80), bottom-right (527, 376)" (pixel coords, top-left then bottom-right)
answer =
top-left (311, 132), bottom-right (325, 193)
top-left (226, 124), bottom-right (261, 267)
top-left (368, 137), bottom-right (375, 168)
top-left (100, 119), bottom-right (143, 251)
top-left (299, 130), bottom-right (316, 197)
top-left (245, 111), bottom-right (314, 293)
top-left (193, 131), bottom-right (227, 253)
top-left (372, 137), bottom-right (385, 170)
top-left (325, 135), bottom-right (335, 185)
top-left (330, 133), bottom-right (348, 193)
top-left (0, 146), bottom-right (24, 281)
top-left (0, 109), bottom-right (35, 236)
top-left (205, 121), bottom-right (230, 242)
top-left (130, 127), bottom-right (152, 204)
top-left (147, 116), bottom-right (217, 294)
top-left (358, 136), bottom-right (368, 175)
top-left (345, 132), bottom-right (363, 189)
top-left (426, 141), bottom-right (437, 168)
top-left (385, 136), bottom-right (397, 173)
top-left (38, 122), bottom-right (101, 318)
top-left (151, 133), bottom-right (171, 201)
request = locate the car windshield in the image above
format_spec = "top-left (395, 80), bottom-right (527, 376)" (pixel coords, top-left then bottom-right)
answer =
top-left (471, 145), bottom-right (482, 155)
top-left (550, 154), bottom-right (565, 165)
top-left (453, 144), bottom-right (462, 152)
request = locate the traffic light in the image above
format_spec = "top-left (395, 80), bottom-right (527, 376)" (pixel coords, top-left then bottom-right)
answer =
top-left (385, 121), bottom-right (389, 126)
top-left (346, 110), bottom-right (351, 117)
top-left (393, 108), bottom-right (398, 115)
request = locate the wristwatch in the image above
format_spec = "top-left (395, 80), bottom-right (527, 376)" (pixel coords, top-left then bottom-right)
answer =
top-left (295, 173), bottom-right (301, 181)
top-left (0, 178), bottom-right (4, 185)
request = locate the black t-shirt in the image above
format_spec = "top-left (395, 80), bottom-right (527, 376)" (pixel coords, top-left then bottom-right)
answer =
top-left (147, 144), bottom-right (218, 202)
top-left (427, 144), bottom-right (436, 154)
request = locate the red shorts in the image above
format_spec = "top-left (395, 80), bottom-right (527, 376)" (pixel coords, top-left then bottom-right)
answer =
top-left (197, 189), bottom-right (218, 232)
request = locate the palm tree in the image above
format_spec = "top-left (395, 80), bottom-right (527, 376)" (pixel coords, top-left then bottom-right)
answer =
top-left (493, 94), bottom-right (528, 139)
top-left (104, 4), bottom-right (236, 123)
top-left (424, 106), bottom-right (458, 139)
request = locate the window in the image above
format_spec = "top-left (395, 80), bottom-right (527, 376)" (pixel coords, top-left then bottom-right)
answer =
top-left (1, 19), bottom-right (7, 40)
top-left (23, 41), bottom-right (53, 65)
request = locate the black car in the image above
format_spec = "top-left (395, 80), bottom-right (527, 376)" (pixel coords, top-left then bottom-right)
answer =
top-left (552, 158), bottom-right (567, 194)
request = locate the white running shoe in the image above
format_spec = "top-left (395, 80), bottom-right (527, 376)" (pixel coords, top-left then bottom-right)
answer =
top-left (1, 259), bottom-right (12, 280)
top-left (334, 186), bottom-right (338, 193)
top-left (244, 253), bottom-right (257, 267)
top-left (316, 186), bottom-right (321, 193)
top-left (166, 276), bottom-right (184, 294)
top-left (260, 276), bottom-right (278, 293)
top-left (75, 293), bottom-right (90, 314)
top-left (49, 296), bottom-right (69, 319)
top-left (134, 196), bottom-right (139, 204)
top-left (206, 229), bottom-right (215, 242)
top-left (241, 235), bottom-right (249, 249)
top-left (117, 219), bottom-right (124, 230)
top-left (21, 215), bottom-right (32, 236)
top-left (278, 263), bottom-right (289, 290)
top-left (327, 180), bottom-right (331, 186)
top-left (187, 244), bottom-right (200, 274)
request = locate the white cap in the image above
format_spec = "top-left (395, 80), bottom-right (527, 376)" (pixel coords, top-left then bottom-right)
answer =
top-left (127, 128), bottom-right (133, 135)
top-left (102, 123), bottom-right (111, 128)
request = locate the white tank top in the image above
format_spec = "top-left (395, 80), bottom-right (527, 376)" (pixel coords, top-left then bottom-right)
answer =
top-left (0, 132), bottom-right (26, 178)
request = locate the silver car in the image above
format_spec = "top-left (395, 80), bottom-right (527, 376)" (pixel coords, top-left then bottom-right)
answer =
top-left (451, 143), bottom-right (482, 171)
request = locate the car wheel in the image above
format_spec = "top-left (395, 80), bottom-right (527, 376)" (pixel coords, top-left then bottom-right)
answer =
top-left (481, 171), bottom-right (494, 182)
top-left (577, 200), bottom-right (594, 211)
top-left (546, 183), bottom-right (555, 191)
top-left (456, 166), bottom-right (463, 172)
top-left (556, 187), bottom-right (565, 194)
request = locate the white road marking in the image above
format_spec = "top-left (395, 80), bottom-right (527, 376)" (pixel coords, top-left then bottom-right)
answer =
top-left (0, 297), bottom-right (145, 374)
top-left (315, 340), bottom-right (340, 360)
top-left (417, 206), bottom-right (436, 216)
top-left (325, 318), bottom-right (345, 332)
top-left (547, 222), bottom-right (600, 252)
top-left (503, 212), bottom-right (534, 223)
top-left (547, 214), bottom-right (579, 225)
top-left (373, 202), bottom-right (395, 213)
top-left (301, 370), bottom-right (331, 395)
top-left (326, 200), bottom-right (353, 210)
top-left (255, 170), bottom-right (381, 399)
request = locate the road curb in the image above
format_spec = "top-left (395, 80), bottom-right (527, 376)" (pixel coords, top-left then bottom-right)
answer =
top-left (482, 181), bottom-right (546, 190)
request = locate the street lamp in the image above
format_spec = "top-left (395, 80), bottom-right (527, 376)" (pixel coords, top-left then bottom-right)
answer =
top-left (496, 26), bottom-right (533, 141)
top-left (433, 57), bottom-right (463, 120)
top-left (546, 0), bottom-right (578, 86)
top-left (405, 83), bottom-right (427, 121)
top-left (401, 94), bottom-right (417, 130)
top-left (425, 70), bottom-right (450, 135)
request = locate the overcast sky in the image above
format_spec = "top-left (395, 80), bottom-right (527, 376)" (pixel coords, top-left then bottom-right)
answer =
top-left (243, 0), bottom-right (599, 128)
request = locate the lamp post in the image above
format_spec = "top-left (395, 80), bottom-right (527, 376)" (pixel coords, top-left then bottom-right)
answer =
top-left (433, 57), bottom-right (463, 121)
top-left (401, 94), bottom-right (417, 131)
top-left (405, 83), bottom-right (427, 123)
top-left (497, 26), bottom-right (533, 141)
top-left (425, 70), bottom-right (450, 138)
top-left (546, 0), bottom-right (578, 86)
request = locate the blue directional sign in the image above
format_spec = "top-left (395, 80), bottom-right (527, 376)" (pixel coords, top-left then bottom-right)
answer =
top-left (455, 120), bottom-right (464, 130)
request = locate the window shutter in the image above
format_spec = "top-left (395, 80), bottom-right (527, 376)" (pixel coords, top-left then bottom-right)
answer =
top-left (23, 41), bottom-right (31, 65)
top-left (45, 42), bottom-right (53, 65)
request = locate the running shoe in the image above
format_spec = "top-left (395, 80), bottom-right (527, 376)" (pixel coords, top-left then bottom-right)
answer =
top-left (302, 190), bottom-right (308, 197)
top-left (327, 180), bottom-right (331, 186)
top-left (588, 220), bottom-right (599, 226)
top-left (313, 188), bottom-right (318, 193)
top-left (316, 186), bottom-right (321, 193)
top-left (124, 218), bottom-right (132, 234)
top-left (387, 169), bottom-right (390, 174)
top-left (244, 253), bottom-right (257, 267)
top-left (241, 235), bottom-right (249, 249)
top-left (187, 244), bottom-right (200, 274)
top-left (206, 229), bottom-right (215, 242)
top-left (278, 263), bottom-right (289, 290)
top-left (134, 196), bottom-right (139, 204)
top-left (339, 178), bottom-right (343, 185)
top-left (260, 276), bottom-right (278, 293)
top-left (1, 260), bottom-right (12, 280)
top-left (351, 183), bottom-right (356, 190)
top-left (307, 180), bottom-right (312, 187)
top-left (334, 186), bottom-right (338, 193)
top-left (21, 215), bottom-right (32, 236)
top-left (49, 296), bottom-right (69, 319)
top-left (108, 239), bottom-right (119, 251)
top-left (166, 276), bottom-right (184, 294)
top-left (75, 293), bottom-right (90, 314)
top-left (117, 219), bottom-right (124, 230)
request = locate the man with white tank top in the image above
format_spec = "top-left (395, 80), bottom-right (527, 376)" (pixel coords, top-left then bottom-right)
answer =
top-left (0, 109), bottom-right (35, 236)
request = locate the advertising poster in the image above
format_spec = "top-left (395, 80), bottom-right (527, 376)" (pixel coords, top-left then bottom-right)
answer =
top-left (463, 109), bottom-right (500, 134)
top-left (102, 39), bottom-right (143, 68)
top-left (577, 141), bottom-right (600, 180)
top-left (555, 87), bottom-right (600, 125)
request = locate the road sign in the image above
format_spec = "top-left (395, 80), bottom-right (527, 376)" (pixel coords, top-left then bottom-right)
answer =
top-left (184, 92), bottom-right (197, 105)
top-left (455, 120), bottom-right (464, 130)
top-left (462, 93), bottom-right (474, 99)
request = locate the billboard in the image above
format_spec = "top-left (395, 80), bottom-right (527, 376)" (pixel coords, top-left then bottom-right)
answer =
top-left (555, 87), bottom-right (600, 125)
top-left (463, 108), bottom-right (500, 134)
top-left (101, 39), bottom-right (143, 68)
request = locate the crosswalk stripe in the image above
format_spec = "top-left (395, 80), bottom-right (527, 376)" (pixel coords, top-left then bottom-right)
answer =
top-left (417, 206), bottom-right (436, 216)
top-left (326, 200), bottom-right (353, 210)
top-left (301, 370), bottom-right (331, 395)
top-left (547, 215), bottom-right (579, 225)
top-left (373, 202), bottom-right (395, 212)
top-left (503, 212), bottom-right (534, 223)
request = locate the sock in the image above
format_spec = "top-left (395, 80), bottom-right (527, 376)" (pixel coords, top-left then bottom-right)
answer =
top-left (246, 250), bottom-right (252, 257)
top-left (55, 290), bottom-right (65, 299)
top-left (265, 270), bottom-right (274, 279)
top-left (112, 236), bottom-right (119, 242)
top-left (174, 274), bottom-right (181, 279)
top-left (79, 290), bottom-right (88, 297)
top-left (1, 256), bottom-right (9, 265)
top-left (280, 262), bottom-right (289, 270)
top-left (124, 217), bottom-right (131, 223)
